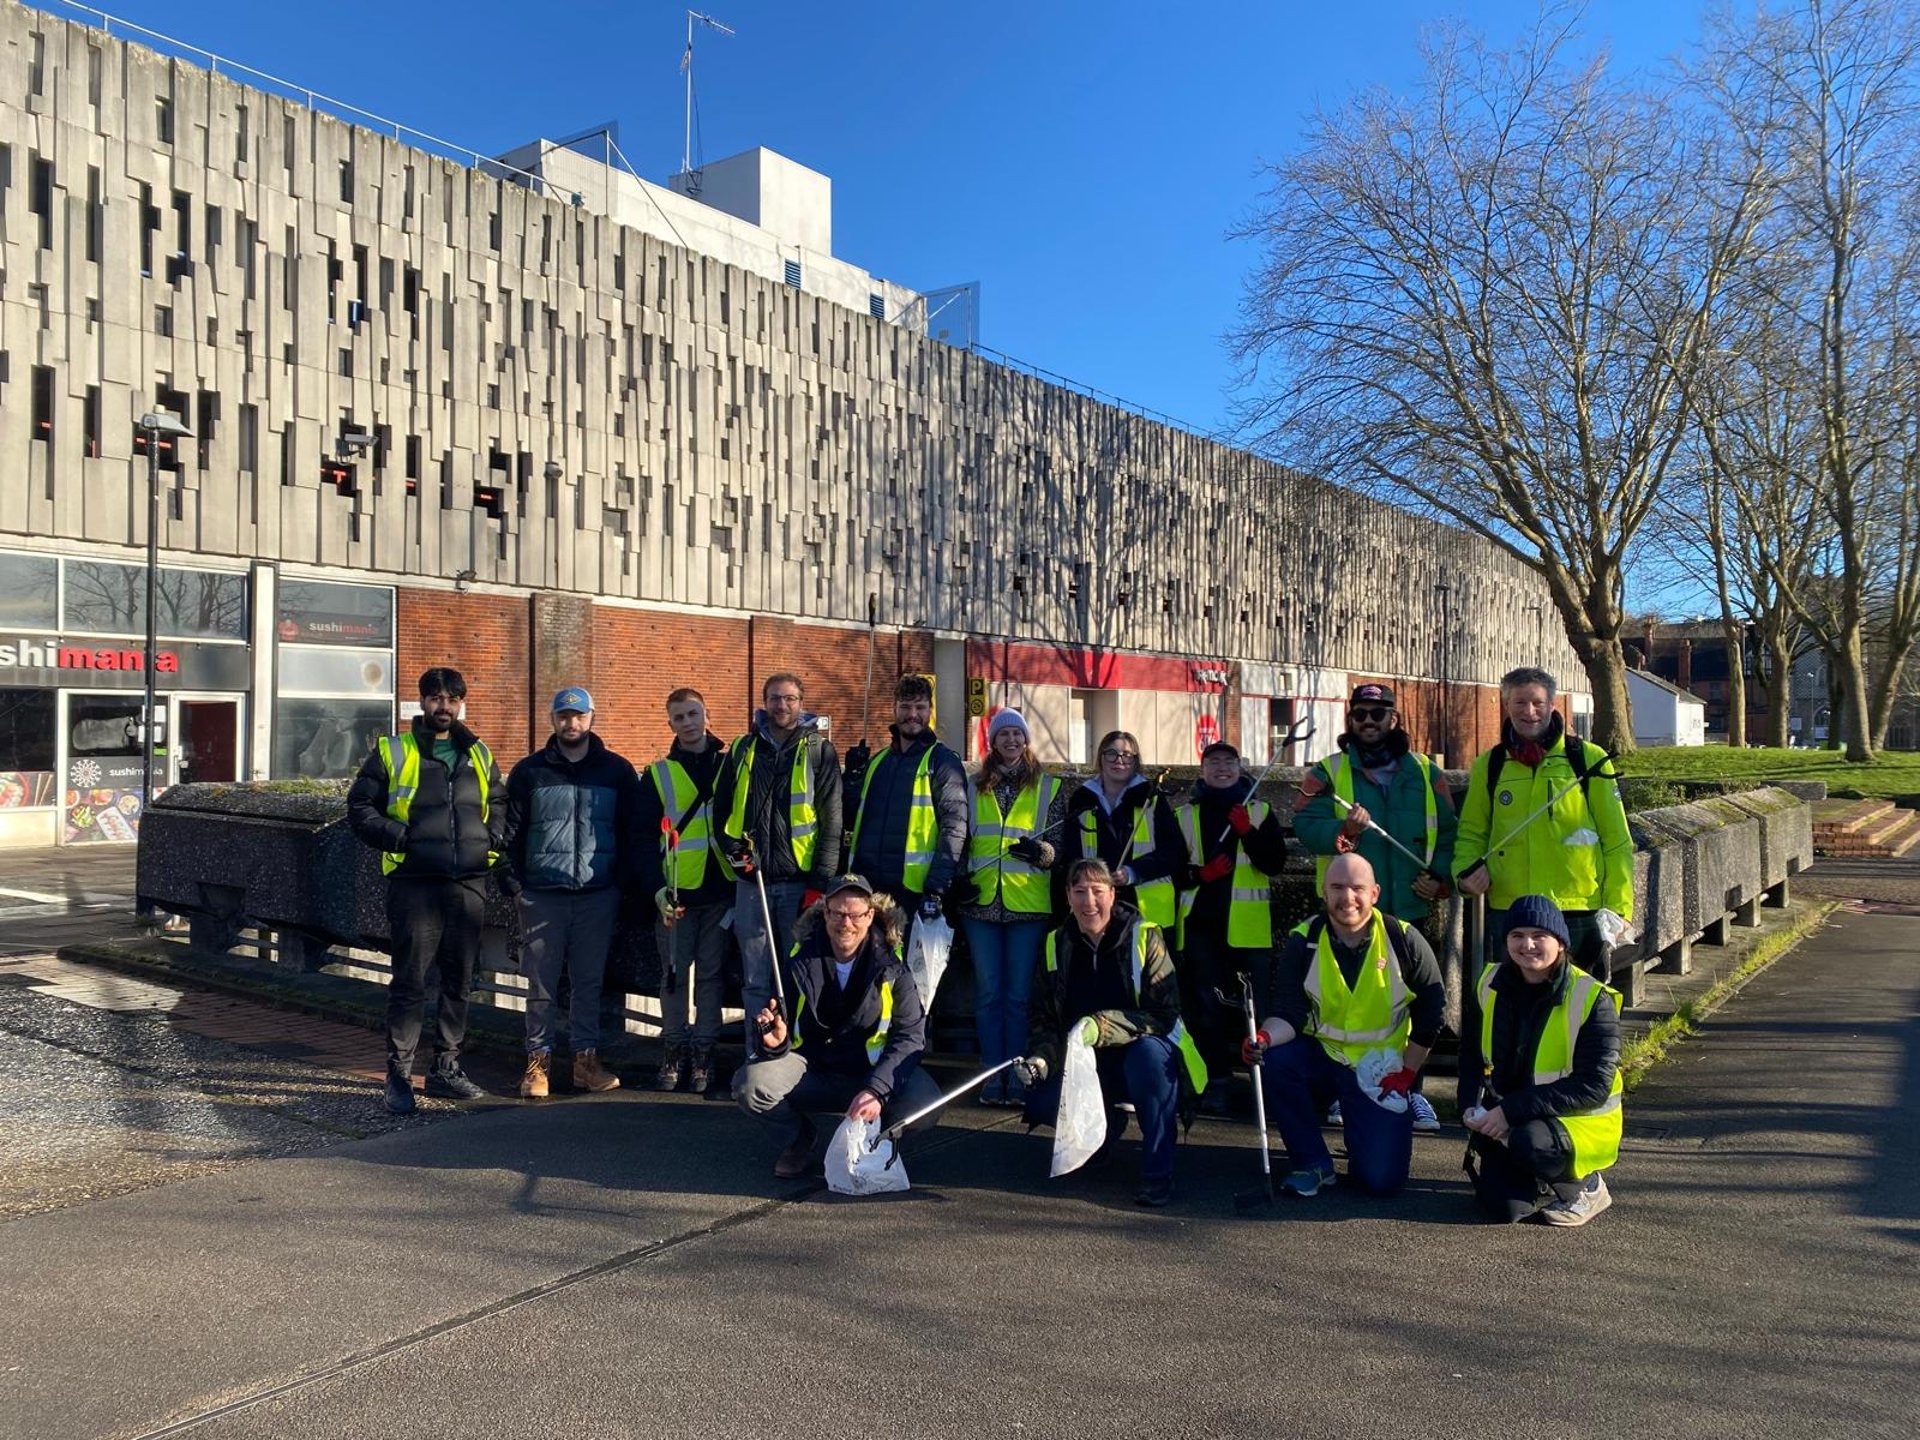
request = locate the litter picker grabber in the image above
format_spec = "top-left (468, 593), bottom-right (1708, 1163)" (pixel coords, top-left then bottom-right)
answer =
top-left (869, 1058), bottom-right (1025, 1166)
top-left (1328, 793), bottom-right (1445, 881)
top-left (1217, 977), bottom-right (1275, 1211)
top-left (1455, 749), bottom-right (1620, 887)
top-left (1207, 715), bottom-right (1316, 850)
top-left (738, 840), bottom-right (789, 1053)
top-left (660, 818), bottom-right (681, 996)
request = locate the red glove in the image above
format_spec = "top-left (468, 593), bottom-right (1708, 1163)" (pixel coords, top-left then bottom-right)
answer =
top-left (800, 888), bottom-right (824, 913)
top-left (1377, 1066), bottom-right (1418, 1097)
top-left (1240, 1030), bottom-right (1271, 1067)
top-left (1198, 853), bottom-right (1233, 884)
top-left (1227, 804), bottom-right (1254, 836)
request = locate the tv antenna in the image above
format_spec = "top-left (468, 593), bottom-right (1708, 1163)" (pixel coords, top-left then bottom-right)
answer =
top-left (682, 10), bottom-right (735, 178)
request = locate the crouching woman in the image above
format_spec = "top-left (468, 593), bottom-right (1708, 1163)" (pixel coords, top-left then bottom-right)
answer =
top-left (1459, 894), bottom-right (1623, 1226)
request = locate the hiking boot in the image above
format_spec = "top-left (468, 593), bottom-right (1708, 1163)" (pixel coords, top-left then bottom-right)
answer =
top-left (654, 1044), bottom-right (687, 1093)
top-left (520, 1049), bottom-right (551, 1100)
top-left (425, 1060), bottom-right (486, 1101)
top-left (573, 1050), bottom-right (621, 1093)
top-left (1539, 1173), bottom-right (1612, 1227)
top-left (1280, 1166), bottom-right (1336, 1199)
top-left (773, 1116), bottom-right (818, 1178)
top-left (383, 1064), bottom-right (416, 1115)
top-left (1134, 1175), bottom-right (1174, 1208)
top-left (1409, 1093), bottom-right (1442, 1133)
top-left (686, 1045), bottom-right (715, 1096)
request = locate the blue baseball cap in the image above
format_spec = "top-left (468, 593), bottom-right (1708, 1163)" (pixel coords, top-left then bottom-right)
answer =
top-left (551, 686), bottom-right (594, 714)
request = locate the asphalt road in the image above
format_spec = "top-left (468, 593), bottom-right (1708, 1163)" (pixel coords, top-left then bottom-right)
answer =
top-left (1, 908), bottom-right (1915, 1440)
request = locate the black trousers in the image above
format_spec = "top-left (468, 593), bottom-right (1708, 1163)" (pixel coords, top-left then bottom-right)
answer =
top-left (385, 876), bottom-right (486, 1070)
top-left (1467, 1117), bottom-right (1581, 1222)
top-left (1177, 925), bottom-right (1269, 1079)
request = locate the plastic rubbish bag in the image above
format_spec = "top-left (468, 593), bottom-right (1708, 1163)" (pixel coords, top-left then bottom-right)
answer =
top-left (904, 913), bottom-right (954, 1009)
top-left (1355, 1046), bottom-right (1408, 1114)
top-left (1595, 908), bottom-right (1635, 948)
top-left (825, 1116), bottom-right (910, 1196)
top-left (1051, 1028), bottom-right (1107, 1177)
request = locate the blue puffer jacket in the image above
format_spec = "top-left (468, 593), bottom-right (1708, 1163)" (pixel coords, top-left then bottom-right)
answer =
top-left (503, 733), bottom-right (646, 892)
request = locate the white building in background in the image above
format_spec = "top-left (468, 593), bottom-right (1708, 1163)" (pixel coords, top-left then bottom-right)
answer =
top-left (1627, 668), bottom-right (1707, 748)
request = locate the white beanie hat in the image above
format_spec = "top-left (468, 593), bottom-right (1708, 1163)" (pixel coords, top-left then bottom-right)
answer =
top-left (986, 709), bottom-right (1029, 743)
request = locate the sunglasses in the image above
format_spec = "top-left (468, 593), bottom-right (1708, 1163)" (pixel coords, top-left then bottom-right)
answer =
top-left (1350, 707), bottom-right (1392, 722)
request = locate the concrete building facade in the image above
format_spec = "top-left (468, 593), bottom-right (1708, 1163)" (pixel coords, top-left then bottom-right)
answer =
top-left (0, 2), bottom-right (1580, 846)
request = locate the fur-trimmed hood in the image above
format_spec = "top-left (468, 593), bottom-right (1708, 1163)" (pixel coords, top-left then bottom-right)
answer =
top-left (791, 887), bottom-right (907, 953)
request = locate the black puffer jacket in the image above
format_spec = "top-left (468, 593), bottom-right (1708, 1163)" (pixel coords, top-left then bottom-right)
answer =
top-left (502, 732), bottom-right (646, 893)
top-left (1054, 775), bottom-right (1182, 914)
top-left (1457, 960), bottom-right (1621, 1121)
top-left (346, 718), bottom-right (506, 881)
top-left (765, 894), bottom-right (926, 1101)
top-left (846, 728), bottom-right (970, 896)
top-left (715, 712), bottom-right (843, 886)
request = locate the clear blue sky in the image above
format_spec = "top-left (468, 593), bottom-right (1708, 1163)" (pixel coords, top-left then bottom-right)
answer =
top-left (56, 0), bottom-right (1703, 437)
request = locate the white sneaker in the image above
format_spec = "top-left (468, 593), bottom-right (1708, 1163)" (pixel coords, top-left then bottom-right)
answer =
top-left (1325, 1101), bottom-right (1343, 1126)
top-left (1408, 1093), bottom-right (1441, 1133)
top-left (1539, 1173), bottom-right (1612, 1227)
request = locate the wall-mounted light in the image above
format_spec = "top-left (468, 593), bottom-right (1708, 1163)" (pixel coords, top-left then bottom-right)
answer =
top-left (452, 568), bottom-right (476, 594)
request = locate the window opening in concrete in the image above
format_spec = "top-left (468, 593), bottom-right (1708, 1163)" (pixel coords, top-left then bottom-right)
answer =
top-left (30, 366), bottom-right (53, 443)
top-left (29, 154), bottom-right (53, 249)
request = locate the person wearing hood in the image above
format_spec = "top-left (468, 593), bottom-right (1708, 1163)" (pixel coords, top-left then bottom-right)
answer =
top-left (1455, 667), bottom-right (1634, 982)
top-left (734, 875), bottom-right (941, 1178)
top-left (1458, 895), bottom-right (1622, 1226)
top-left (638, 687), bottom-right (733, 1096)
top-left (348, 666), bottom-right (508, 1113)
top-left (502, 686), bottom-right (646, 1100)
top-left (1015, 858), bottom-right (1208, 1207)
top-left (1056, 729), bottom-right (1181, 931)
top-left (959, 709), bottom-right (1069, 1107)
top-left (717, 672), bottom-right (844, 1034)
top-left (1171, 740), bottom-right (1290, 1111)
top-left (845, 673), bottom-right (970, 918)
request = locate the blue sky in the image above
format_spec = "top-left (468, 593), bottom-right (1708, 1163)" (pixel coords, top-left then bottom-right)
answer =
top-left (58, 0), bottom-right (1704, 438)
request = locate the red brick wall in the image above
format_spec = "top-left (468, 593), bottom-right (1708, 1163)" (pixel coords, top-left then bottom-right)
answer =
top-left (396, 588), bottom-right (532, 754)
top-left (747, 618), bottom-right (936, 752)
top-left (589, 607), bottom-right (751, 763)
top-left (530, 592), bottom-right (595, 745)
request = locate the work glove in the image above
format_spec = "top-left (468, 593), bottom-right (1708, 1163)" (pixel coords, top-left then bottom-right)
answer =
top-left (1197, 853), bottom-right (1234, 884)
top-left (1241, 1029), bottom-right (1270, 1067)
top-left (800, 888), bottom-right (824, 913)
top-left (654, 886), bottom-right (683, 922)
top-left (1077, 1017), bottom-right (1100, 1048)
top-left (1227, 804), bottom-right (1254, 837)
top-left (724, 836), bottom-right (755, 877)
top-left (1008, 837), bottom-right (1048, 865)
top-left (1377, 1066), bottom-right (1418, 1098)
top-left (918, 893), bottom-right (945, 922)
top-left (842, 742), bottom-right (872, 784)
top-left (1013, 1056), bottom-right (1047, 1088)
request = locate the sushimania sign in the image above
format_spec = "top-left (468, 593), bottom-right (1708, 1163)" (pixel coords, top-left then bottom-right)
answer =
top-left (0, 635), bottom-right (249, 690)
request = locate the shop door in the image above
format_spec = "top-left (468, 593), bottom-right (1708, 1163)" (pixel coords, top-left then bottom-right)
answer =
top-left (61, 692), bottom-right (154, 845)
top-left (173, 697), bottom-right (243, 786)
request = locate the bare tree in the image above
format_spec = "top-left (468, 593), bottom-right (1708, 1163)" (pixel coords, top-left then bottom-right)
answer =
top-left (1230, 10), bottom-right (1763, 753)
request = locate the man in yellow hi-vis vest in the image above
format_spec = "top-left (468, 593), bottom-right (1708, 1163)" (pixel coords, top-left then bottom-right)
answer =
top-left (845, 674), bottom-right (970, 921)
top-left (1249, 852), bottom-right (1447, 1198)
top-left (347, 667), bottom-right (506, 1114)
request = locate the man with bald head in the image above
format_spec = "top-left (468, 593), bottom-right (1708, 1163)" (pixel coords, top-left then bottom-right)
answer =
top-left (1247, 853), bottom-right (1447, 1197)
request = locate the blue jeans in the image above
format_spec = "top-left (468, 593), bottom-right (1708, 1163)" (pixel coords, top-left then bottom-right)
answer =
top-left (733, 878), bottom-right (808, 1027)
top-left (962, 917), bottom-right (1048, 1075)
top-left (519, 887), bottom-right (621, 1053)
top-left (1260, 1037), bottom-right (1414, 1196)
top-left (1026, 1035), bottom-right (1184, 1182)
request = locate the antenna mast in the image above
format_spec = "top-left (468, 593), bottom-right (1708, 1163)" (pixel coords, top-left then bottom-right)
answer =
top-left (682, 10), bottom-right (736, 177)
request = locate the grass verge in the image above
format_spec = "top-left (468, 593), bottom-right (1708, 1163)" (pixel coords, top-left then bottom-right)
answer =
top-left (1618, 900), bottom-right (1839, 1090)
top-left (1615, 746), bottom-right (1920, 801)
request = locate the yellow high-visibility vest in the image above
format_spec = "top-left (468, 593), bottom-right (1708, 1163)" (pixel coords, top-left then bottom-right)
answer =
top-left (1476, 963), bottom-right (1624, 1179)
top-left (375, 731), bottom-right (495, 875)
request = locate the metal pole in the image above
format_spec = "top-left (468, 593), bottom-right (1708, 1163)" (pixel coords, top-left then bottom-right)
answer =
top-left (141, 435), bottom-right (160, 817)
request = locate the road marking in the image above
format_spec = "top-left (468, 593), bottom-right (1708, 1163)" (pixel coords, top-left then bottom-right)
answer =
top-left (0, 886), bottom-right (69, 904)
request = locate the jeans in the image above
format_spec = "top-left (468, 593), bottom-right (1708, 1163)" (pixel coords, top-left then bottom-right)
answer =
top-left (733, 1051), bottom-right (942, 1149)
top-left (385, 876), bottom-right (485, 1072)
top-left (656, 903), bottom-right (730, 1048)
top-left (733, 878), bottom-right (809, 1025)
top-left (962, 916), bottom-right (1048, 1076)
top-left (1025, 1035), bottom-right (1184, 1182)
top-left (1261, 1037), bottom-right (1414, 1196)
top-left (520, 886), bottom-right (622, 1053)
top-left (1468, 1118), bottom-right (1579, 1222)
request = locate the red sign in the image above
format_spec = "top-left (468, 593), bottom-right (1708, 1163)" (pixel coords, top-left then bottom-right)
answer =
top-left (1194, 713), bottom-right (1221, 757)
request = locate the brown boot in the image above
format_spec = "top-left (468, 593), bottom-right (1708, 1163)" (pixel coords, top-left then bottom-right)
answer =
top-left (686, 1044), bottom-right (715, 1096)
top-left (654, 1044), bottom-right (687, 1092)
top-left (519, 1049), bottom-right (550, 1100)
top-left (573, 1050), bottom-right (621, 1093)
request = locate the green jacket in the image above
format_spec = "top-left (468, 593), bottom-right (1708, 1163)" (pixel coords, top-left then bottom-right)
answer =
top-left (1454, 735), bottom-right (1634, 919)
top-left (1294, 748), bottom-right (1458, 921)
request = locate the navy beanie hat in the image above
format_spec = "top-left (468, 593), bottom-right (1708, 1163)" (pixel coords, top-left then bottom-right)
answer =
top-left (1505, 894), bottom-right (1571, 950)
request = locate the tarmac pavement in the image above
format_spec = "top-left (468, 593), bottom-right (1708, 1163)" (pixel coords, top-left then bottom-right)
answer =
top-left (1, 906), bottom-right (1914, 1439)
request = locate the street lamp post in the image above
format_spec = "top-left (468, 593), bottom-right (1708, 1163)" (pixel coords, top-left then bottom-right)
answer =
top-left (1434, 582), bottom-right (1453, 764)
top-left (137, 412), bottom-right (193, 822)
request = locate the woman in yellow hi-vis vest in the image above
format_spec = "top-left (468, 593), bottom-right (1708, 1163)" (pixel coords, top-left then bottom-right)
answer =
top-left (1057, 730), bottom-right (1181, 928)
top-left (1459, 894), bottom-right (1622, 1226)
top-left (959, 710), bottom-right (1068, 1107)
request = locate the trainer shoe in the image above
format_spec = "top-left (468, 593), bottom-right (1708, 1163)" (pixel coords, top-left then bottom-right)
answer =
top-left (1325, 1101), bottom-right (1343, 1126)
top-left (773, 1116), bottom-right (818, 1178)
top-left (1409, 1093), bottom-right (1442, 1133)
top-left (1134, 1175), bottom-right (1175, 1207)
top-left (424, 1061), bottom-right (486, 1101)
top-left (573, 1050), bottom-right (621, 1093)
top-left (1539, 1173), bottom-right (1612, 1227)
top-left (520, 1049), bottom-right (551, 1100)
top-left (1280, 1166), bottom-right (1337, 1198)
top-left (654, 1044), bottom-right (687, 1093)
top-left (686, 1045), bottom-right (715, 1096)
top-left (383, 1065), bottom-right (416, 1115)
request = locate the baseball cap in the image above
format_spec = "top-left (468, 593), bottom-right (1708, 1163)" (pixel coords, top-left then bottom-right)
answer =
top-left (551, 686), bottom-right (594, 714)
top-left (1349, 682), bottom-right (1395, 709)
top-left (1200, 740), bottom-right (1241, 762)
top-left (822, 874), bottom-right (876, 901)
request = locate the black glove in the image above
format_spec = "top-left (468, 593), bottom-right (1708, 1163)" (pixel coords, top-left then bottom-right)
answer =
top-left (1008, 837), bottom-right (1047, 865)
top-left (918, 893), bottom-right (945, 922)
top-left (843, 742), bottom-right (872, 784)
top-left (1013, 1056), bottom-right (1047, 1088)
top-left (724, 836), bottom-right (755, 877)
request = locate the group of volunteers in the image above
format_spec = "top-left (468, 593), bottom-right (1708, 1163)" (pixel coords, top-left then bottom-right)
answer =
top-left (345, 659), bottom-right (1636, 1224)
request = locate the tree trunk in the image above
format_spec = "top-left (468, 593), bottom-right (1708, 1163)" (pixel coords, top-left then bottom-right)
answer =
top-left (1834, 633), bottom-right (1875, 761)
top-left (1764, 632), bottom-right (1794, 747)
top-left (1584, 641), bottom-right (1637, 756)
top-left (1721, 620), bottom-right (1747, 747)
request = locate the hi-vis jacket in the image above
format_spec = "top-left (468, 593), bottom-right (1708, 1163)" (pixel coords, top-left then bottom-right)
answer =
top-left (1455, 732), bottom-right (1633, 918)
top-left (347, 717), bottom-right (505, 881)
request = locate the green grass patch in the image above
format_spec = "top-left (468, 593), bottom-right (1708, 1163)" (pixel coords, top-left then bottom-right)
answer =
top-left (1615, 745), bottom-right (1920, 801)
top-left (1618, 900), bottom-right (1838, 1090)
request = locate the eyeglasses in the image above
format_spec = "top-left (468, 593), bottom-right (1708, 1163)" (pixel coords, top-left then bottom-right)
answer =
top-left (826, 907), bottom-right (873, 924)
top-left (766, 692), bottom-right (802, 705)
top-left (1350, 707), bottom-right (1392, 722)
top-left (1099, 748), bottom-right (1139, 762)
